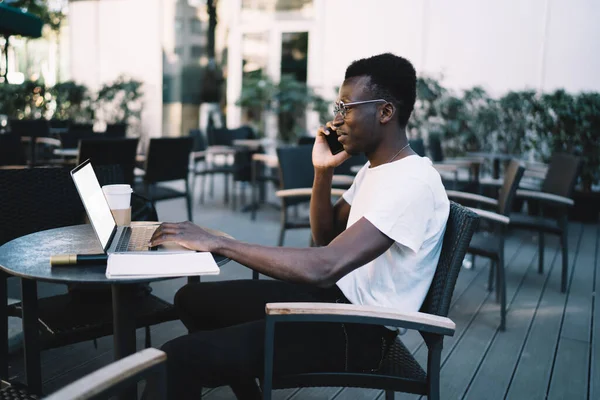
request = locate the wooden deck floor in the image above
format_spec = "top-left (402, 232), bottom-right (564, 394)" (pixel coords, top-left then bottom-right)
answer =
top-left (5, 184), bottom-right (599, 399)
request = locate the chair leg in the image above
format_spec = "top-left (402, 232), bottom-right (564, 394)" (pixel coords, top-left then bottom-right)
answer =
top-left (224, 173), bottom-right (229, 204)
top-left (145, 325), bottom-right (151, 348)
top-left (252, 270), bottom-right (259, 280)
top-left (426, 336), bottom-right (443, 400)
top-left (278, 207), bottom-right (287, 247)
top-left (498, 252), bottom-right (506, 331)
top-left (487, 261), bottom-right (495, 292)
top-left (560, 221), bottom-right (569, 293)
top-left (538, 231), bottom-right (544, 274)
top-left (185, 181), bottom-right (193, 221)
top-left (385, 390), bottom-right (394, 400)
top-left (198, 174), bottom-right (205, 204)
top-left (471, 254), bottom-right (476, 270)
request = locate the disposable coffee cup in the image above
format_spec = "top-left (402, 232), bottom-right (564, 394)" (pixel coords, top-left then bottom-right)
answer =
top-left (102, 184), bottom-right (133, 226)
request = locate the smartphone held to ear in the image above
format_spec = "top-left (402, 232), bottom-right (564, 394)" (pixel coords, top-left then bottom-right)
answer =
top-left (325, 127), bottom-right (345, 155)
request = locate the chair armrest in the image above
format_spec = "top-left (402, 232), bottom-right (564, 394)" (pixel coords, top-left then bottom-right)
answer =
top-left (276, 188), bottom-right (346, 198)
top-left (191, 150), bottom-right (207, 161)
top-left (252, 153), bottom-right (279, 168)
top-left (466, 207), bottom-right (510, 224)
top-left (44, 348), bottom-right (166, 400)
top-left (515, 189), bottom-right (574, 206)
top-left (265, 302), bottom-right (455, 336)
top-left (332, 174), bottom-right (354, 186)
top-left (446, 190), bottom-right (498, 207)
top-left (432, 164), bottom-right (459, 173)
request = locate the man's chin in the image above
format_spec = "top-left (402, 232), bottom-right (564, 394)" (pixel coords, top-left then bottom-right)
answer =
top-left (344, 146), bottom-right (360, 156)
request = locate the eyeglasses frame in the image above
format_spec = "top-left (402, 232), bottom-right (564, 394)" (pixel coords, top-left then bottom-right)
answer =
top-left (333, 99), bottom-right (388, 118)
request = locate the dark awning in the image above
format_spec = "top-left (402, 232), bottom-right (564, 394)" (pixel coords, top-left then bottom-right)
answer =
top-left (0, 3), bottom-right (43, 38)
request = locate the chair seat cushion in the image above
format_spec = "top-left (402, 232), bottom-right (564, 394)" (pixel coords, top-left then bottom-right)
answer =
top-left (468, 231), bottom-right (501, 259)
top-left (134, 184), bottom-right (186, 201)
top-left (509, 212), bottom-right (562, 234)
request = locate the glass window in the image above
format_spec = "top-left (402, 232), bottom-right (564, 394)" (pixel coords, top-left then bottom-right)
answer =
top-left (174, 18), bottom-right (184, 33)
top-left (174, 47), bottom-right (184, 57)
top-left (280, 32), bottom-right (308, 83)
top-left (190, 45), bottom-right (204, 58)
top-left (190, 19), bottom-right (202, 34)
top-left (241, 0), bottom-right (313, 12)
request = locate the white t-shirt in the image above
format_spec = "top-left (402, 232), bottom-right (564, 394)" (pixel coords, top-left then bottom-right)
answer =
top-left (336, 155), bottom-right (450, 313)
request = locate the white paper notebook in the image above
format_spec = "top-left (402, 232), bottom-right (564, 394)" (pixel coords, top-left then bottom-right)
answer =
top-left (106, 252), bottom-right (220, 279)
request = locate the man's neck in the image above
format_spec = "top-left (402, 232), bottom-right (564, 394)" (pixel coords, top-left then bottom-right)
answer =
top-left (367, 130), bottom-right (412, 168)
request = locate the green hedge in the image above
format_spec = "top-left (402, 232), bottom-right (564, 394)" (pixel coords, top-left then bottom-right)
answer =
top-left (409, 77), bottom-right (600, 190)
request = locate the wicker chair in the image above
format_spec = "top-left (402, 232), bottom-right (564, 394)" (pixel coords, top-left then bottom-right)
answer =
top-left (135, 137), bottom-right (194, 221)
top-left (0, 167), bottom-right (177, 367)
top-left (446, 159), bottom-right (525, 330)
top-left (44, 348), bottom-right (166, 400)
top-left (77, 138), bottom-right (139, 185)
top-left (262, 202), bottom-right (479, 400)
top-left (509, 153), bottom-right (581, 292)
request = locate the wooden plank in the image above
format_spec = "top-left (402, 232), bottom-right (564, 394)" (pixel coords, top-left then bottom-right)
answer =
top-left (547, 223), bottom-right (596, 399)
top-left (288, 387), bottom-right (343, 399)
top-left (463, 237), bottom-right (555, 399)
top-left (433, 230), bottom-right (539, 399)
top-left (506, 223), bottom-right (584, 399)
top-left (590, 223), bottom-right (600, 400)
top-left (331, 388), bottom-right (382, 399)
top-left (547, 337), bottom-right (590, 400)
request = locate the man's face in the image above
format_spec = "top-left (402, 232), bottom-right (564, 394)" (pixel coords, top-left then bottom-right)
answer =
top-left (333, 76), bottom-right (382, 155)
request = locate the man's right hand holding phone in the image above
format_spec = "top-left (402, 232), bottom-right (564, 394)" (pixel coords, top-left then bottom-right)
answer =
top-left (313, 123), bottom-right (350, 170)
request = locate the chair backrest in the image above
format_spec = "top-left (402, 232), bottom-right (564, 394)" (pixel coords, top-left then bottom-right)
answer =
top-left (189, 129), bottom-right (207, 152)
top-left (497, 159), bottom-right (525, 216)
top-left (297, 136), bottom-right (315, 146)
top-left (334, 153), bottom-right (368, 176)
top-left (9, 119), bottom-right (50, 138)
top-left (59, 129), bottom-right (95, 149)
top-left (78, 138), bottom-right (139, 185)
top-left (0, 134), bottom-right (27, 166)
top-left (105, 123), bottom-right (128, 138)
top-left (0, 167), bottom-right (85, 246)
top-left (420, 202), bottom-right (479, 316)
top-left (144, 137), bottom-right (193, 183)
top-left (409, 138), bottom-right (426, 157)
top-left (541, 153), bottom-right (582, 198)
top-left (428, 135), bottom-right (444, 162)
top-left (276, 145), bottom-right (314, 206)
top-left (208, 126), bottom-right (254, 146)
top-left (44, 348), bottom-right (167, 400)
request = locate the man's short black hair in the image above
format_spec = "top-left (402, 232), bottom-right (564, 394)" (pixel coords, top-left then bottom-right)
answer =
top-left (345, 53), bottom-right (416, 127)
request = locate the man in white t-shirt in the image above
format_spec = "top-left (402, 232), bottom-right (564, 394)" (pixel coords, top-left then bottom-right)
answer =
top-left (146, 53), bottom-right (449, 400)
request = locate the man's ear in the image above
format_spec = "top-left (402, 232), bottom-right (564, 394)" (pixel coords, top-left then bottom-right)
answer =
top-left (379, 103), bottom-right (395, 124)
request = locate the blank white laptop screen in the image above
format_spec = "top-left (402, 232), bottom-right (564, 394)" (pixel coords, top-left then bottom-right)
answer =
top-left (71, 162), bottom-right (116, 249)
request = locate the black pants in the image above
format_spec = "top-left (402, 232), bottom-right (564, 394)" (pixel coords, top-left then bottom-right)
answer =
top-left (158, 280), bottom-right (397, 400)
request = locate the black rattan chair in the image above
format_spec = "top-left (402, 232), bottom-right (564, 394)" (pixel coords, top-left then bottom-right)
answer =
top-left (135, 137), bottom-right (194, 221)
top-left (77, 138), bottom-right (139, 185)
top-left (262, 202), bottom-right (479, 400)
top-left (0, 166), bottom-right (176, 355)
top-left (0, 134), bottom-right (27, 166)
top-left (104, 123), bottom-right (128, 138)
top-left (509, 153), bottom-right (581, 292)
top-left (446, 159), bottom-right (525, 330)
top-left (44, 348), bottom-right (166, 400)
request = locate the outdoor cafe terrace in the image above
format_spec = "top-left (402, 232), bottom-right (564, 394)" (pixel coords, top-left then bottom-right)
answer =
top-left (2, 173), bottom-right (599, 400)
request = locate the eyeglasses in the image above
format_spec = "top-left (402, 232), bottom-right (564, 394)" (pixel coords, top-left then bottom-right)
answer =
top-left (333, 99), bottom-right (388, 118)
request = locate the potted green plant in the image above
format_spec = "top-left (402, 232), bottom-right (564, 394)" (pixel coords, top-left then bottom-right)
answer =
top-left (49, 81), bottom-right (93, 123)
top-left (95, 76), bottom-right (143, 134)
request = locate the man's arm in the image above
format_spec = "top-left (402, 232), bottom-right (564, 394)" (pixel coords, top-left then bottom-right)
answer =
top-left (309, 168), bottom-right (351, 246)
top-left (309, 125), bottom-right (352, 246)
top-left (150, 218), bottom-right (393, 287)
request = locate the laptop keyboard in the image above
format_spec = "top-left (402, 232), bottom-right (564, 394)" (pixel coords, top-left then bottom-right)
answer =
top-left (115, 226), bottom-right (158, 252)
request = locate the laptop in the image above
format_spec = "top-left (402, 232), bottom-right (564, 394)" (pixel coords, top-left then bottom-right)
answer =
top-left (71, 159), bottom-right (191, 254)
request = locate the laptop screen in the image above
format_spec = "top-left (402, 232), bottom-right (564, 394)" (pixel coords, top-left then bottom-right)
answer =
top-left (71, 160), bottom-right (116, 250)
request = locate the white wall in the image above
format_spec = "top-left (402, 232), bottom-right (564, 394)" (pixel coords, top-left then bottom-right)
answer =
top-left (69, 0), bottom-right (163, 138)
top-left (223, 0), bottom-right (600, 129)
